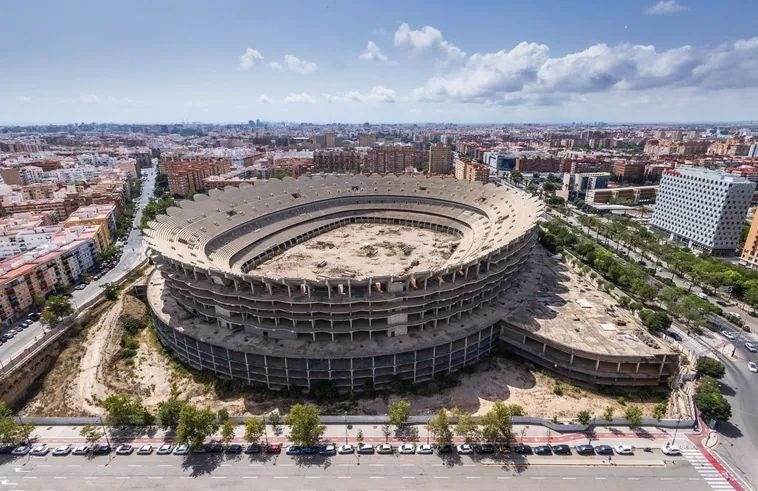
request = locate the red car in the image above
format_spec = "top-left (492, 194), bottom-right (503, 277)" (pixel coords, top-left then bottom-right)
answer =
top-left (265, 444), bottom-right (282, 454)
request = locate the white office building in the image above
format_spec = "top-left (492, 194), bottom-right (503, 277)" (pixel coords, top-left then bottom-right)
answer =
top-left (651, 167), bottom-right (756, 256)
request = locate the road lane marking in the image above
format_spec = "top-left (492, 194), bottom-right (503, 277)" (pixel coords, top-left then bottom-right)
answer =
top-left (369, 476), bottom-right (385, 479)
top-left (273, 476), bottom-right (288, 479)
top-left (433, 476), bottom-right (448, 479)
top-left (466, 476), bottom-right (481, 479)
top-left (337, 476), bottom-right (351, 479)
top-left (305, 476), bottom-right (320, 479)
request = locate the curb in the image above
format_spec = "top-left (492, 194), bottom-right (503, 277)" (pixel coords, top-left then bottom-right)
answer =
top-left (479, 460), bottom-right (666, 467)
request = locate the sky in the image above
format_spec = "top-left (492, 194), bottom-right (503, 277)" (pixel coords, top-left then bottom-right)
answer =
top-left (1, 0), bottom-right (757, 125)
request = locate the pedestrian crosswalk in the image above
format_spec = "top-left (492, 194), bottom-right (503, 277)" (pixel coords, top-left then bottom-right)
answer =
top-left (681, 448), bottom-right (734, 490)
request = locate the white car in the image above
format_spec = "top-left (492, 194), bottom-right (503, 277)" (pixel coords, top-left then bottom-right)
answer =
top-left (417, 444), bottom-right (433, 454)
top-left (749, 361), bottom-right (758, 373)
top-left (745, 342), bottom-right (757, 353)
top-left (157, 443), bottom-right (173, 455)
top-left (614, 444), bottom-right (634, 455)
top-left (30, 445), bottom-right (49, 456)
top-left (338, 444), bottom-right (354, 454)
top-left (173, 444), bottom-right (189, 455)
top-left (721, 330), bottom-right (736, 340)
top-left (52, 445), bottom-right (72, 456)
top-left (661, 443), bottom-right (681, 456)
top-left (137, 444), bottom-right (153, 455)
top-left (456, 443), bottom-right (474, 454)
top-left (398, 443), bottom-right (416, 454)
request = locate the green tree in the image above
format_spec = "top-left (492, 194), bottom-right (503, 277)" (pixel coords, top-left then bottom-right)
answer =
top-left (388, 399), bottom-right (411, 428)
top-left (244, 416), bottom-right (265, 444)
top-left (427, 409), bottom-right (453, 446)
top-left (454, 410), bottom-right (479, 443)
top-left (175, 405), bottom-right (219, 450)
top-left (510, 169), bottom-right (524, 184)
top-left (217, 408), bottom-right (230, 423)
top-left (156, 397), bottom-right (186, 430)
top-left (102, 283), bottom-right (118, 301)
top-left (102, 394), bottom-right (150, 427)
top-left (653, 401), bottom-right (667, 421)
top-left (268, 412), bottom-right (282, 434)
top-left (638, 309), bottom-right (672, 333)
top-left (220, 419), bottom-right (236, 445)
top-left (79, 424), bottom-right (104, 445)
top-left (577, 410), bottom-right (592, 425)
top-left (695, 377), bottom-right (732, 422)
top-left (285, 404), bottom-right (325, 446)
top-left (40, 295), bottom-right (74, 326)
top-left (602, 406), bottom-right (615, 422)
top-left (0, 404), bottom-right (34, 445)
top-left (696, 357), bottom-right (726, 380)
top-left (480, 400), bottom-right (516, 445)
top-left (624, 406), bottom-right (643, 428)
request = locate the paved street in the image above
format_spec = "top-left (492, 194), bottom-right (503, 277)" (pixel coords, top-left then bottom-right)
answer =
top-left (0, 167), bottom-right (155, 368)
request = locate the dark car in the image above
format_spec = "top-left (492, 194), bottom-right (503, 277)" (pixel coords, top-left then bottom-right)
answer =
top-left (244, 443), bottom-right (262, 454)
top-left (92, 444), bottom-right (111, 455)
top-left (286, 445), bottom-right (301, 455)
top-left (551, 444), bottom-right (571, 455)
top-left (475, 444), bottom-right (495, 454)
top-left (192, 444), bottom-right (210, 454)
top-left (437, 444), bottom-right (453, 454)
top-left (594, 445), bottom-right (613, 455)
top-left (513, 444), bottom-right (533, 455)
top-left (300, 446), bottom-right (319, 455)
top-left (266, 444), bottom-right (282, 454)
top-left (319, 444), bottom-right (336, 456)
top-left (534, 445), bottom-right (553, 455)
top-left (664, 330), bottom-right (683, 341)
top-left (575, 444), bottom-right (595, 455)
top-left (225, 444), bottom-right (242, 454)
top-left (0, 444), bottom-right (16, 454)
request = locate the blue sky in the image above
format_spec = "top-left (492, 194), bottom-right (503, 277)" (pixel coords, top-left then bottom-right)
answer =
top-left (1, 0), bottom-right (757, 124)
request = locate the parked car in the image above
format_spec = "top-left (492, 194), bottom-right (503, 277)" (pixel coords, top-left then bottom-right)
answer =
top-left (475, 444), bottom-right (495, 454)
top-left (664, 330), bottom-right (683, 341)
top-left (614, 444), bottom-right (634, 455)
top-left (244, 443), bottom-right (262, 454)
top-left (594, 444), bottom-right (613, 455)
top-left (265, 444), bottom-right (281, 454)
top-left (209, 443), bottom-right (224, 453)
top-left (156, 444), bottom-right (173, 455)
top-left (11, 445), bottom-right (31, 455)
top-left (30, 445), bottom-right (49, 456)
top-left (173, 444), bottom-right (189, 455)
top-left (398, 443), bottom-right (416, 454)
top-left (437, 444), bottom-right (453, 454)
top-left (746, 342), bottom-right (757, 353)
top-left (72, 445), bottom-right (90, 455)
top-left (721, 330), bottom-right (736, 340)
top-left (338, 444), bottom-right (354, 454)
top-left (417, 444), bottom-right (433, 454)
top-left (225, 444), bottom-right (242, 454)
top-left (456, 443), bottom-right (473, 454)
top-left (286, 445), bottom-right (301, 455)
top-left (533, 445), bottom-right (552, 455)
top-left (52, 445), bottom-right (72, 456)
top-left (748, 361), bottom-right (758, 373)
top-left (513, 444), bottom-right (533, 455)
top-left (551, 444), bottom-right (571, 455)
top-left (575, 444), bottom-right (595, 455)
top-left (319, 444), bottom-right (336, 456)
top-left (115, 444), bottom-right (133, 455)
top-left (357, 443), bottom-right (375, 454)
top-left (377, 443), bottom-right (393, 454)
top-left (92, 444), bottom-right (111, 455)
top-left (661, 443), bottom-right (681, 456)
top-left (132, 444), bottom-right (151, 455)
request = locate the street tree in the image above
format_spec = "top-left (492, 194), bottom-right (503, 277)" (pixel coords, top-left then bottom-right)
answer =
top-left (695, 377), bottom-right (732, 422)
top-left (480, 400), bottom-right (516, 445)
top-left (101, 393), bottom-right (150, 427)
top-left (243, 417), bottom-right (265, 444)
top-left (220, 419), bottom-right (236, 445)
top-left (653, 401), bottom-right (667, 421)
top-left (285, 404), bottom-right (325, 447)
top-left (156, 397), bottom-right (186, 430)
top-left (602, 406), bottom-right (615, 423)
top-left (268, 412), bottom-right (283, 434)
top-left (175, 405), bottom-right (219, 450)
top-left (381, 424), bottom-right (392, 443)
top-left (102, 283), bottom-right (119, 301)
top-left (454, 410), bottom-right (479, 443)
top-left (388, 399), bottom-right (411, 428)
top-left (696, 357), bottom-right (726, 380)
top-left (40, 295), bottom-right (74, 326)
top-left (79, 424), bottom-right (104, 445)
top-left (356, 429), bottom-right (364, 443)
top-left (624, 406), bottom-right (643, 428)
top-left (427, 409), bottom-right (453, 446)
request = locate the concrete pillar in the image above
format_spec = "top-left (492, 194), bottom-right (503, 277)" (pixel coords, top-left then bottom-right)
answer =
top-left (616, 362), bottom-right (621, 373)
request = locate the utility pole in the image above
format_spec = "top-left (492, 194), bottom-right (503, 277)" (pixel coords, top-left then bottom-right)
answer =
top-left (671, 417), bottom-right (681, 445)
top-left (344, 412), bottom-right (348, 445)
top-left (98, 416), bottom-right (112, 464)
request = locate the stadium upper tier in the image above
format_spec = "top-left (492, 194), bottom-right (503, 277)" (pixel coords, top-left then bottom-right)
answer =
top-left (144, 174), bottom-right (543, 283)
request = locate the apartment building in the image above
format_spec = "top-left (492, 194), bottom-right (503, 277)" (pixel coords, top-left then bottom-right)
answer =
top-left (63, 203), bottom-right (117, 248)
top-left (428, 144), bottom-right (452, 175)
top-left (651, 167), bottom-right (755, 256)
top-left (454, 159), bottom-right (489, 183)
top-left (358, 133), bottom-right (376, 147)
top-left (366, 147), bottom-right (426, 174)
top-left (312, 149), bottom-right (365, 173)
top-left (585, 185), bottom-right (658, 205)
top-left (162, 155), bottom-right (232, 197)
top-left (515, 156), bottom-right (563, 173)
top-left (612, 161), bottom-right (646, 183)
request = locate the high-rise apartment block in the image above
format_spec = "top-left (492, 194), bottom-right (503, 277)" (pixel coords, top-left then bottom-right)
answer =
top-left (162, 155), bottom-right (232, 197)
top-left (312, 150), bottom-right (365, 173)
top-left (428, 144), bottom-right (452, 175)
top-left (612, 161), bottom-right (646, 183)
top-left (454, 159), bottom-right (489, 183)
top-left (651, 167), bottom-right (755, 256)
top-left (358, 133), bottom-right (376, 147)
top-left (366, 147), bottom-right (425, 174)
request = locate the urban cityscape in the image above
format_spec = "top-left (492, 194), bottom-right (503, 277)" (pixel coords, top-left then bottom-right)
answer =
top-left (0, 1), bottom-right (757, 490)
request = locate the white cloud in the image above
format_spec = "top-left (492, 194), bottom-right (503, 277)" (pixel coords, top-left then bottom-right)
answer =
top-left (323, 86), bottom-right (397, 103)
top-left (394, 22), bottom-right (465, 62)
top-left (283, 92), bottom-right (316, 104)
top-left (412, 37), bottom-right (758, 106)
top-left (79, 94), bottom-right (104, 104)
top-left (269, 62), bottom-right (283, 70)
top-left (15, 96), bottom-right (32, 104)
top-left (257, 94), bottom-right (272, 104)
top-left (646, 0), bottom-right (687, 15)
top-left (284, 54), bottom-right (317, 73)
top-left (359, 41), bottom-right (389, 62)
top-left (238, 48), bottom-right (264, 71)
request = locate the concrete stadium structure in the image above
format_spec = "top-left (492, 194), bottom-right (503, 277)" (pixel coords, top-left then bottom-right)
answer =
top-left (145, 174), bottom-right (543, 391)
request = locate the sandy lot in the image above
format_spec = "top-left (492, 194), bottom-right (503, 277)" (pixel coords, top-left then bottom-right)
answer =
top-left (255, 224), bottom-right (457, 280)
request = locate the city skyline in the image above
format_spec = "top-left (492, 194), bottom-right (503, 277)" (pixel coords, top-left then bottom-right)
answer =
top-left (1, 0), bottom-right (758, 124)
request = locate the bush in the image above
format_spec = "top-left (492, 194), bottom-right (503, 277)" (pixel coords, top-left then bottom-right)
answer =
top-left (577, 410), bottom-right (592, 425)
top-left (696, 357), bottom-right (726, 380)
top-left (553, 382), bottom-right (564, 396)
top-left (695, 376), bottom-right (731, 422)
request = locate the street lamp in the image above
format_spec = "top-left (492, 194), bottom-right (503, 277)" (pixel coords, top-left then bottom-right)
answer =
top-left (671, 417), bottom-right (682, 445)
top-left (344, 411), bottom-right (348, 445)
top-left (98, 416), bottom-right (112, 464)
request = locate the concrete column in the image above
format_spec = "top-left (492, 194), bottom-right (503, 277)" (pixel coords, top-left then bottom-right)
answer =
top-left (617, 362), bottom-right (621, 373)
top-left (635, 362), bottom-right (640, 374)
top-left (570, 353), bottom-right (575, 365)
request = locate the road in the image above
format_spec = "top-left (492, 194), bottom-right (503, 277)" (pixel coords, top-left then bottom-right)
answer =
top-left (0, 448), bottom-right (725, 491)
top-left (0, 167), bottom-right (156, 368)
